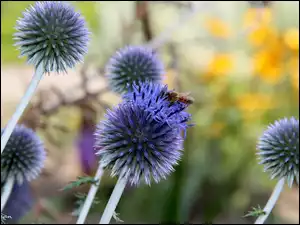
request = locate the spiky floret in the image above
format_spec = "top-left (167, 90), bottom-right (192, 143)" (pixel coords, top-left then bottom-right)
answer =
top-left (257, 117), bottom-right (299, 187)
top-left (95, 82), bottom-right (192, 186)
top-left (1, 125), bottom-right (46, 185)
top-left (14, 1), bottom-right (90, 73)
top-left (105, 46), bottom-right (164, 94)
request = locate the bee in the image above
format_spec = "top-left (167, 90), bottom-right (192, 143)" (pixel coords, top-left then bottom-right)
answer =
top-left (166, 91), bottom-right (194, 105)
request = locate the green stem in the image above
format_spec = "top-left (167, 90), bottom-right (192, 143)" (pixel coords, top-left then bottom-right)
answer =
top-left (255, 178), bottom-right (285, 224)
top-left (76, 166), bottom-right (104, 224)
top-left (99, 177), bottom-right (127, 224)
top-left (1, 176), bottom-right (15, 212)
top-left (1, 64), bottom-right (44, 154)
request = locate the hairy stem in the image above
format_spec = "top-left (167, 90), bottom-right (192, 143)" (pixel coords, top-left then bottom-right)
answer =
top-left (1, 177), bottom-right (15, 212)
top-left (76, 166), bottom-right (104, 224)
top-left (99, 177), bottom-right (127, 224)
top-left (255, 178), bottom-right (285, 224)
top-left (1, 64), bottom-right (44, 154)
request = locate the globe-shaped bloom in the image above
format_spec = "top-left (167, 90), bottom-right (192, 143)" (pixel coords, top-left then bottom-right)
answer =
top-left (14, 1), bottom-right (90, 73)
top-left (1, 125), bottom-right (46, 185)
top-left (94, 82), bottom-right (192, 186)
top-left (257, 117), bottom-right (299, 187)
top-left (2, 181), bottom-right (34, 223)
top-left (105, 46), bottom-right (164, 94)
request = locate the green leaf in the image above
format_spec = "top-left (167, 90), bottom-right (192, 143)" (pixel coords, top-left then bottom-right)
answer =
top-left (243, 205), bottom-right (266, 218)
top-left (112, 212), bottom-right (124, 223)
top-left (61, 176), bottom-right (98, 191)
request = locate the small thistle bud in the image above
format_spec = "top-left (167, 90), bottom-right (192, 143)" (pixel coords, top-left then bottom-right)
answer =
top-left (95, 82), bottom-right (191, 186)
top-left (257, 117), bottom-right (299, 187)
top-left (1, 125), bottom-right (46, 185)
top-left (14, 1), bottom-right (90, 73)
top-left (2, 181), bottom-right (34, 223)
top-left (105, 46), bottom-right (164, 94)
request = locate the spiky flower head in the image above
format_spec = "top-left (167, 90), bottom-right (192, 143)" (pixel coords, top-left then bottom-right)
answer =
top-left (2, 181), bottom-right (34, 223)
top-left (94, 81), bottom-right (192, 186)
top-left (257, 117), bottom-right (299, 187)
top-left (1, 125), bottom-right (46, 185)
top-left (14, 1), bottom-right (90, 73)
top-left (105, 46), bottom-right (164, 94)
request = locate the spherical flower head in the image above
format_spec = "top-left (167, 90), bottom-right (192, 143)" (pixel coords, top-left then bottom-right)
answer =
top-left (2, 181), bottom-right (34, 223)
top-left (14, 1), bottom-right (90, 73)
top-left (1, 125), bottom-right (46, 185)
top-left (105, 46), bottom-right (164, 94)
top-left (94, 82), bottom-right (192, 186)
top-left (257, 117), bottom-right (299, 187)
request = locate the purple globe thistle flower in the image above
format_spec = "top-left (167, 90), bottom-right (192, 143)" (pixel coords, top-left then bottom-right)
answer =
top-left (1, 125), bottom-right (46, 185)
top-left (257, 117), bottom-right (299, 187)
top-left (94, 82), bottom-right (192, 186)
top-left (2, 181), bottom-right (34, 223)
top-left (76, 126), bottom-right (97, 175)
top-left (105, 46), bottom-right (164, 94)
top-left (14, 1), bottom-right (90, 73)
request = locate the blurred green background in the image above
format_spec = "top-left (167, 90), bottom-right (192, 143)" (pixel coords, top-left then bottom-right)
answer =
top-left (1, 1), bottom-right (299, 224)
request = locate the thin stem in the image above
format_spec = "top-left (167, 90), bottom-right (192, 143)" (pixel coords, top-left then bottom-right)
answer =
top-left (255, 178), bottom-right (285, 224)
top-left (76, 166), bottom-right (104, 224)
top-left (1, 176), bottom-right (15, 212)
top-left (1, 64), bottom-right (44, 154)
top-left (99, 176), bottom-right (128, 224)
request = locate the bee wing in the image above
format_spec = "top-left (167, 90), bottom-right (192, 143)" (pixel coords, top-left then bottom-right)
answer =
top-left (181, 92), bottom-right (191, 97)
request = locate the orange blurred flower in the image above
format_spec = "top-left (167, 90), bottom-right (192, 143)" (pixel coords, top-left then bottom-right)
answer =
top-left (284, 28), bottom-right (299, 51)
top-left (244, 8), bottom-right (275, 46)
top-left (252, 33), bottom-right (286, 84)
top-left (237, 93), bottom-right (273, 112)
top-left (236, 93), bottom-right (274, 121)
top-left (248, 25), bottom-right (277, 46)
top-left (243, 8), bottom-right (272, 27)
top-left (205, 17), bottom-right (231, 39)
top-left (206, 53), bottom-right (234, 77)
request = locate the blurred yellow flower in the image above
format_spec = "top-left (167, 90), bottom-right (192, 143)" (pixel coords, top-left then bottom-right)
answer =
top-left (237, 93), bottom-right (273, 112)
top-left (244, 8), bottom-right (275, 46)
top-left (243, 8), bottom-right (272, 27)
top-left (248, 25), bottom-right (277, 46)
top-left (205, 17), bottom-right (231, 39)
top-left (206, 53), bottom-right (234, 77)
top-left (252, 37), bottom-right (285, 84)
top-left (237, 93), bottom-right (274, 121)
top-left (284, 28), bottom-right (299, 51)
